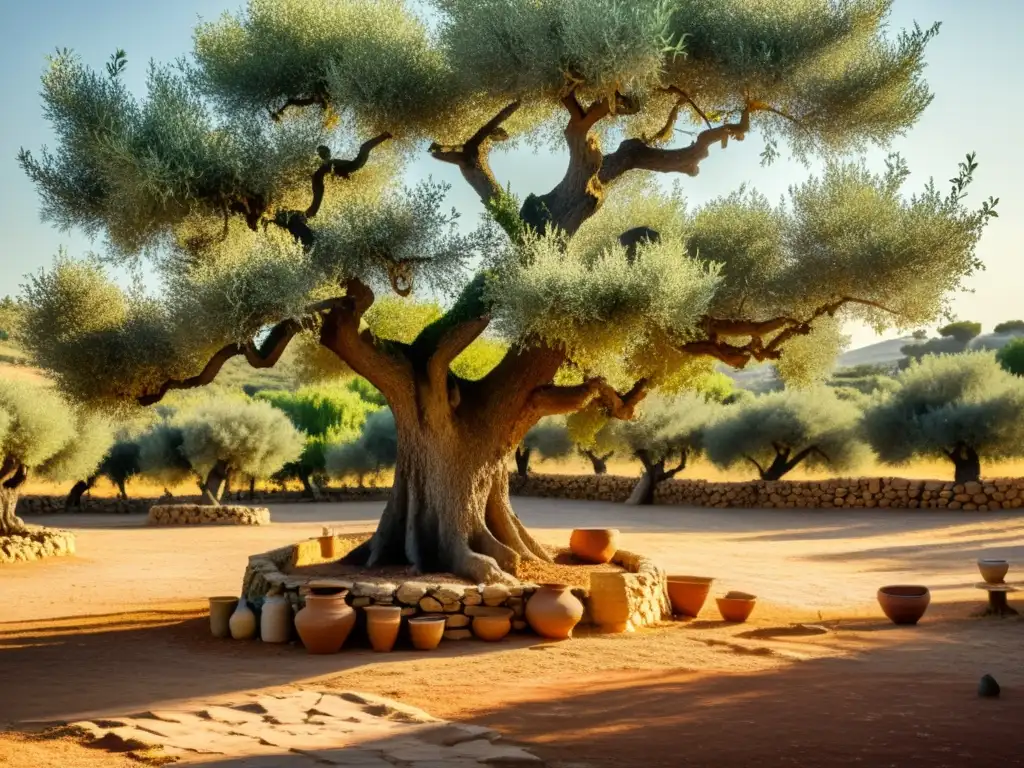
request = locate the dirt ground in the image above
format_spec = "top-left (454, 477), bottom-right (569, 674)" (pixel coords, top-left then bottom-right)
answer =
top-left (2, 499), bottom-right (1024, 767)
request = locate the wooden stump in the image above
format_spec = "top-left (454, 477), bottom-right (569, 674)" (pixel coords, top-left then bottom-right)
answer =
top-left (974, 583), bottom-right (1019, 617)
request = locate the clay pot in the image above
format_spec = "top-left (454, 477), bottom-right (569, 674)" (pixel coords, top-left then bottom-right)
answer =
top-left (978, 559), bottom-right (1009, 584)
top-left (319, 535), bottom-right (337, 559)
top-left (407, 616), bottom-right (446, 651)
top-left (308, 579), bottom-right (348, 596)
top-left (666, 576), bottom-right (714, 618)
top-left (716, 592), bottom-right (756, 623)
top-left (525, 584), bottom-right (584, 640)
top-left (260, 594), bottom-right (293, 644)
top-left (294, 593), bottom-right (356, 654)
top-left (229, 597), bottom-right (257, 640)
top-left (364, 605), bottom-right (402, 652)
top-left (209, 596), bottom-right (238, 638)
top-left (569, 528), bottom-right (619, 564)
top-left (877, 585), bottom-right (930, 625)
top-left (472, 607), bottom-right (514, 642)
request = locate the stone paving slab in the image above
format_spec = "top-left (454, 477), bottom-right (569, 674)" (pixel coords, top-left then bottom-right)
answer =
top-left (62, 690), bottom-right (550, 767)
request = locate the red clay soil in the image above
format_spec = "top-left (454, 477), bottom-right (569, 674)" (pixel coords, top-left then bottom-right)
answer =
top-left (289, 540), bottom-right (623, 588)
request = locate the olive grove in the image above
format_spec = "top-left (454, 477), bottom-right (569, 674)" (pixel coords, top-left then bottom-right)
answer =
top-left (864, 352), bottom-right (1024, 483)
top-left (16, 0), bottom-right (998, 581)
top-left (514, 419), bottom-right (573, 478)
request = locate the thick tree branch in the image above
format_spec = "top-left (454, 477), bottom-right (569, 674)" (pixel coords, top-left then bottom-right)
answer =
top-left (306, 132), bottom-right (393, 220)
top-left (269, 95), bottom-right (329, 122)
top-left (600, 104), bottom-right (752, 185)
top-left (679, 297), bottom-right (898, 369)
top-left (429, 102), bottom-right (521, 207)
top-left (663, 451), bottom-right (688, 479)
top-left (426, 314), bottom-right (491, 411)
top-left (744, 456), bottom-right (766, 476)
top-left (526, 377), bottom-right (648, 420)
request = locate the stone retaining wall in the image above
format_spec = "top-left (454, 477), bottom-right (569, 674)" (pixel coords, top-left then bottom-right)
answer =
top-left (0, 527), bottom-right (76, 564)
top-left (147, 504), bottom-right (271, 526)
top-left (512, 473), bottom-right (1024, 510)
top-left (241, 536), bottom-right (669, 639)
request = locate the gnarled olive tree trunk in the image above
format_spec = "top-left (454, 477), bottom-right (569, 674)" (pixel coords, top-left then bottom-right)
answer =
top-left (65, 475), bottom-right (97, 510)
top-left (202, 460), bottom-right (231, 506)
top-left (626, 449), bottom-right (686, 506)
top-left (0, 464), bottom-right (29, 536)
top-left (950, 444), bottom-right (982, 484)
top-left (582, 449), bottom-right (612, 475)
top-left (513, 447), bottom-right (532, 478)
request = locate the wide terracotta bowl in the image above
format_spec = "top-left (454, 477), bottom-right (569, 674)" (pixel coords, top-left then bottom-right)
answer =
top-left (666, 576), bottom-right (714, 618)
top-left (716, 593), bottom-right (756, 623)
top-left (877, 585), bottom-right (930, 625)
top-left (569, 528), bottom-right (619, 564)
top-left (977, 559), bottom-right (1009, 584)
top-left (408, 616), bottom-right (446, 650)
top-left (472, 607), bottom-right (514, 642)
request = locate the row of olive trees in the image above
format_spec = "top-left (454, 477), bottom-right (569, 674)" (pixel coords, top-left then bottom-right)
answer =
top-left (555, 352), bottom-right (1024, 505)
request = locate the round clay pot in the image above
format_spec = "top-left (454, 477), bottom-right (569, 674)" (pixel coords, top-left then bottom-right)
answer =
top-left (666, 576), bottom-right (714, 618)
top-left (569, 528), bottom-right (620, 564)
top-left (877, 585), bottom-right (930, 625)
top-left (209, 596), bottom-right (238, 639)
top-left (260, 594), bottom-right (293, 644)
top-left (319, 535), bottom-right (337, 560)
top-left (977, 559), bottom-right (1009, 584)
top-left (716, 594), bottom-right (756, 623)
top-left (294, 593), bottom-right (356, 654)
top-left (407, 616), bottom-right (446, 650)
top-left (229, 597), bottom-right (257, 640)
top-left (525, 584), bottom-right (584, 640)
top-left (364, 605), bottom-right (402, 652)
top-left (472, 607), bottom-right (514, 642)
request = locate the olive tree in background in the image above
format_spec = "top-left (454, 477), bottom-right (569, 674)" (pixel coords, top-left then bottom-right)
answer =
top-left (996, 338), bottom-right (1024, 377)
top-left (326, 409), bottom-right (399, 487)
top-left (17, 0), bottom-right (998, 582)
top-left (514, 418), bottom-right (573, 478)
top-left (258, 383), bottom-right (378, 497)
top-left (138, 399), bottom-right (303, 504)
top-left (705, 388), bottom-right (867, 481)
top-left (0, 381), bottom-right (113, 534)
top-left (577, 393), bottom-right (719, 505)
top-left (66, 436), bottom-right (142, 508)
top-left (864, 352), bottom-right (1024, 483)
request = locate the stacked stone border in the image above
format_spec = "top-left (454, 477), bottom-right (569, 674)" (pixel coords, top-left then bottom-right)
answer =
top-left (241, 535), bottom-right (670, 639)
top-left (19, 474), bottom-right (1024, 518)
top-left (0, 526), bottom-right (76, 564)
top-left (147, 504), bottom-right (271, 526)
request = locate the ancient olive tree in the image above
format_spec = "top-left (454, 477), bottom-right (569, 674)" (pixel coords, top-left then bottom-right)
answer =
top-left (139, 399), bottom-right (303, 503)
top-left (0, 381), bottom-right (113, 534)
top-left (864, 352), bottom-right (1024, 483)
top-left (514, 418), bottom-right (573, 478)
top-left (18, 0), bottom-right (997, 582)
top-left (705, 388), bottom-right (868, 481)
top-left (258, 383), bottom-right (377, 497)
top-left (578, 393), bottom-right (719, 505)
top-left (326, 408), bottom-right (399, 487)
top-left (65, 436), bottom-right (142, 507)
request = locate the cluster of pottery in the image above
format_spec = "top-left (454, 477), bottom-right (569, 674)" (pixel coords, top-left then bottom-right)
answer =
top-left (209, 582), bottom-right (585, 652)
top-left (664, 576), bottom-right (758, 623)
top-left (874, 558), bottom-right (1013, 626)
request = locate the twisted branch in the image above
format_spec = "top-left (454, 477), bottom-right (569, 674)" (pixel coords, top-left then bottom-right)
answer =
top-left (429, 101), bottom-right (521, 206)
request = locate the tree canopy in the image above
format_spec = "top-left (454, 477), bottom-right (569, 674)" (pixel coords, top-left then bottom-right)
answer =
top-left (14, 0), bottom-right (1000, 583)
top-left (997, 338), bottom-right (1024, 377)
top-left (863, 352), bottom-right (1024, 483)
top-left (937, 321), bottom-right (982, 344)
top-left (704, 388), bottom-right (867, 481)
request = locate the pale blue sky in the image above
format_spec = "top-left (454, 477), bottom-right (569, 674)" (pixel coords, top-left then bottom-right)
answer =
top-left (0, 0), bottom-right (1021, 349)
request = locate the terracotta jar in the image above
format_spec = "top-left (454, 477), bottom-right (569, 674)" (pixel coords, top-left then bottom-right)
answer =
top-left (260, 594), bottom-right (293, 644)
top-left (569, 529), bottom-right (619, 564)
top-left (525, 584), bottom-right (584, 640)
top-left (472, 607), bottom-right (514, 642)
top-left (407, 616), bottom-right (446, 650)
top-left (319, 535), bottom-right (337, 560)
top-left (295, 593), bottom-right (356, 654)
top-left (877, 585), bottom-right (930, 625)
top-left (209, 596), bottom-right (238, 638)
top-left (666, 576), bottom-right (714, 618)
top-left (716, 592), bottom-right (757, 623)
top-left (229, 597), bottom-right (257, 640)
top-left (364, 605), bottom-right (402, 652)
top-left (977, 559), bottom-right (1009, 584)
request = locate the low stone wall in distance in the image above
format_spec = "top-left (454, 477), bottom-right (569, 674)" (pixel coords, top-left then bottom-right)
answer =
top-left (512, 473), bottom-right (1024, 511)
top-left (242, 535), bottom-right (670, 638)
top-left (147, 504), bottom-right (271, 526)
top-left (0, 527), bottom-right (76, 564)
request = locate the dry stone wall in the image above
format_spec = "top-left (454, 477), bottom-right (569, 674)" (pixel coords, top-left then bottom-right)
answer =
top-left (512, 473), bottom-right (1024, 511)
top-left (147, 504), bottom-right (271, 526)
top-left (241, 536), bottom-right (669, 638)
top-left (0, 527), bottom-right (76, 564)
